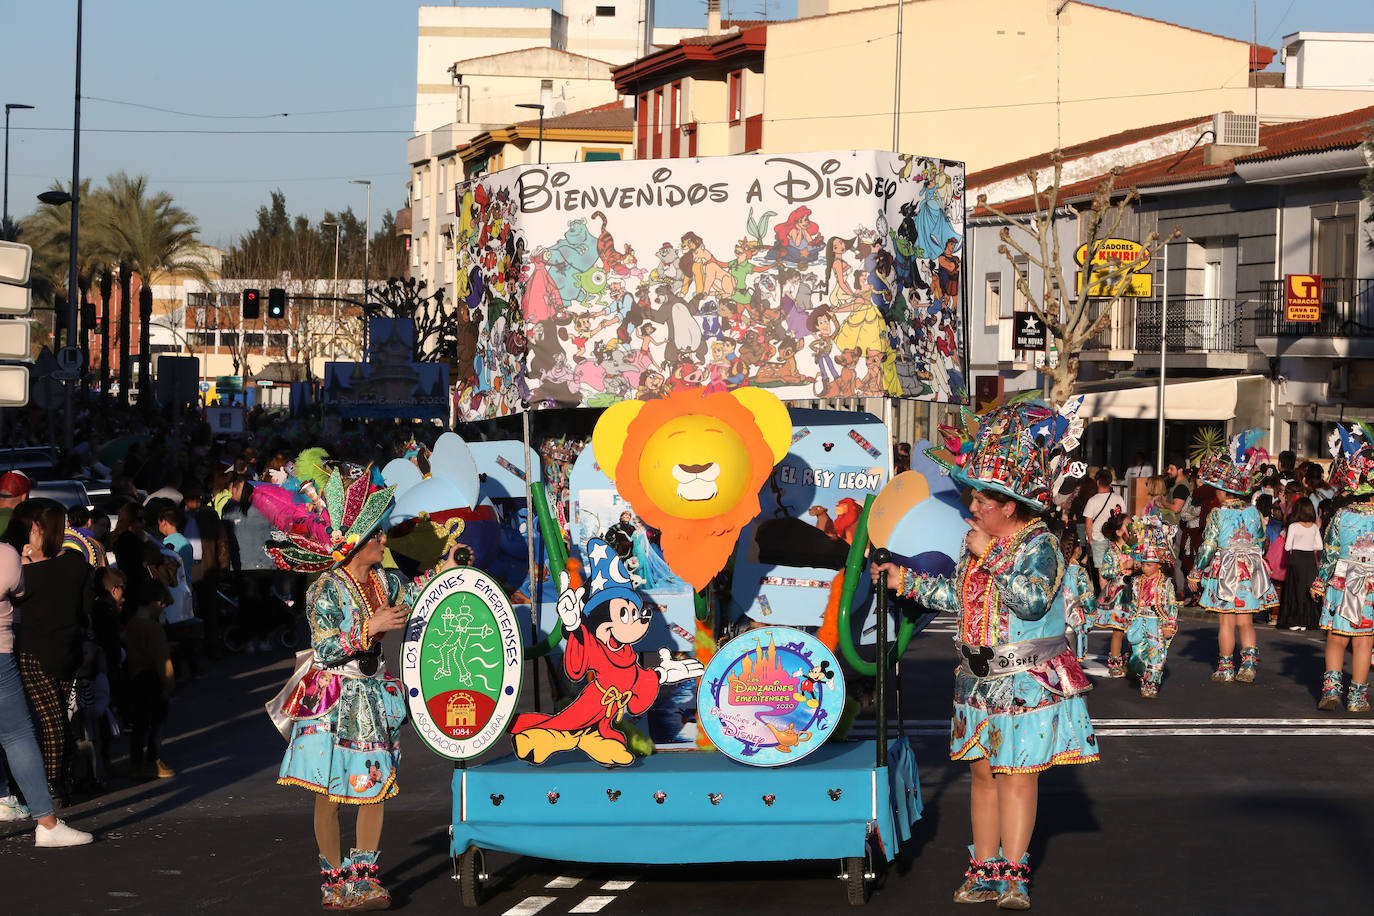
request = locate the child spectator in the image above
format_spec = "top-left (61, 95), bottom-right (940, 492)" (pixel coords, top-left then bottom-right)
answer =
top-left (123, 580), bottom-right (176, 780)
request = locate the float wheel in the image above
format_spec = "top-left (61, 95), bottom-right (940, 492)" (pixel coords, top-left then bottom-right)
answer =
top-left (458, 845), bottom-right (486, 908)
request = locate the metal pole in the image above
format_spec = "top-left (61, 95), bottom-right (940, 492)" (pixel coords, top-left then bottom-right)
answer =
top-left (522, 410), bottom-right (541, 712)
top-left (873, 547), bottom-right (890, 768)
top-left (1155, 243), bottom-right (1169, 472)
top-left (891, 0), bottom-right (903, 152)
top-left (64, 0), bottom-right (83, 451)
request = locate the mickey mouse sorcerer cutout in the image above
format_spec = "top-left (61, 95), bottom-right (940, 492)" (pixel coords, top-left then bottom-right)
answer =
top-left (592, 386), bottom-right (792, 591)
top-left (510, 539), bottom-right (704, 767)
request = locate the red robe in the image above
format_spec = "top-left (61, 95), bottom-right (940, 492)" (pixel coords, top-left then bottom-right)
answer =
top-left (511, 627), bottom-right (660, 744)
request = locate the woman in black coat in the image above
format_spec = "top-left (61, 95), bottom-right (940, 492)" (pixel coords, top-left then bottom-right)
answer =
top-left (4, 500), bottom-right (94, 803)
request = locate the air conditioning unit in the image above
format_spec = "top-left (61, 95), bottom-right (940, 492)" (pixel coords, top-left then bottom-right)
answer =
top-left (1213, 112), bottom-right (1259, 147)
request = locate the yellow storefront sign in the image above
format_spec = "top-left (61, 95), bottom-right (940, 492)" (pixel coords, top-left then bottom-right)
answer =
top-left (1075, 271), bottom-right (1152, 298)
top-left (1074, 238), bottom-right (1151, 269)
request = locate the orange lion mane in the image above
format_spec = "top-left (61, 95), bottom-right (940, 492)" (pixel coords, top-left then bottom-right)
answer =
top-left (613, 389), bottom-right (776, 591)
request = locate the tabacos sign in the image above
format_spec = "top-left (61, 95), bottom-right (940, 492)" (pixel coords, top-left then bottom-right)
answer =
top-left (402, 567), bottom-right (523, 761)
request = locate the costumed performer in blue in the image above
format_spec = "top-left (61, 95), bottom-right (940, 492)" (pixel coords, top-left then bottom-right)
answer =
top-left (873, 399), bottom-right (1098, 910)
top-left (1058, 527), bottom-right (1096, 662)
top-left (1186, 430), bottom-right (1276, 684)
top-left (1311, 423), bottom-right (1374, 712)
top-left (263, 461), bottom-right (463, 910)
top-left (510, 538), bottom-right (703, 767)
top-left (1123, 516), bottom-right (1181, 699)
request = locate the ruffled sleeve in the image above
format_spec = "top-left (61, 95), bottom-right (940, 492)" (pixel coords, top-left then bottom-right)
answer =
top-left (1313, 509), bottom-right (1342, 594)
top-left (990, 532), bottom-right (1063, 622)
top-left (903, 566), bottom-right (962, 615)
top-left (308, 576), bottom-right (368, 664)
top-left (1191, 511), bottom-right (1222, 581)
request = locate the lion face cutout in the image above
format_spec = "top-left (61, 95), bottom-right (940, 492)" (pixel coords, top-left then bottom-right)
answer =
top-left (593, 387), bottom-right (791, 591)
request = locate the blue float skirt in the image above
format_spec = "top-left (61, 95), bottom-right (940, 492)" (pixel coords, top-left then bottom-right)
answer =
top-left (948, 667), bottom-right (1099, 775)
top-left (278, 675), bottom-right (407, 805)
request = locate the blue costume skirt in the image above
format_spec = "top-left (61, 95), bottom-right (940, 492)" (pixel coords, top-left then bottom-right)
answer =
top-left (1197, 575), bottom-right (1278, 613)
top-left (1096, 581), bottom-right (1129, 631)
top-left (948, 667), bottom-right (1099, 774)
top-left (278, 675), bottom-right (406, 805)
top-left (1319, 593), bottom-right (1374, 637)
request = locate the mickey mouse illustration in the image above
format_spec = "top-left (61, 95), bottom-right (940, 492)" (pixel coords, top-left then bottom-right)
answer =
top-left (793, 659), bottom-right (835, 708)
top-left (510, 539), bottom-right (704, 767)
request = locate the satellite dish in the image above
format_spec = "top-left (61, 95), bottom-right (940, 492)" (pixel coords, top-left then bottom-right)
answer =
top-left (552, 101), bottom-right (567, 117)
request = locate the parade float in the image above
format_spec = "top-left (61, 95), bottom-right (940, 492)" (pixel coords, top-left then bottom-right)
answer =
top-left (397, 149), bottom-right (969, 905)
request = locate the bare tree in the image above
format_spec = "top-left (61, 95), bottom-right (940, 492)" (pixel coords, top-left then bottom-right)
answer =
top-left (978, 152), bottom-right (1180, 406)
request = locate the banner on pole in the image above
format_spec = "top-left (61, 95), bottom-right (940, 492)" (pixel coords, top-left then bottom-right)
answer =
top-left (450, 150), bottom-right (968, 419)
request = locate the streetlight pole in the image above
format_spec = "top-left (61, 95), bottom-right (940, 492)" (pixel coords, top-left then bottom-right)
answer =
top-left (516, 102), bottom-right (545, 165)
top-left (349, 179), bottom-right (371, 356)
top-left (322, 220), bottom-right (341, 357)
top-left (3, 103), bottom-right (35, 239)
top-left (62, 0), bottom-right (84, 451)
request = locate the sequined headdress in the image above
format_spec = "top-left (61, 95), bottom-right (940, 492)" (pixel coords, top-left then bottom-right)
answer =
top-left (1126, 515), bottom-right (1177, 565)
top-left (265, 464), bottom-right (396, 572)
top-left (926, 396), bottom-right (1088, 511)
top-left (1328, 423), bottom-right (1374, 496)
top-left (1197, 429), bottom-right (1266, 495)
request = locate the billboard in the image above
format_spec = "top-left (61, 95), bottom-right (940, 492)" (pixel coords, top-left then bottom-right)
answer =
top-left (451, 151), bottom-right (968, 419)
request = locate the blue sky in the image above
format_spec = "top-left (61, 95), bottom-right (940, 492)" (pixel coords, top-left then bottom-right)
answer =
top-left (1, 1), bottom-right (1369, 248)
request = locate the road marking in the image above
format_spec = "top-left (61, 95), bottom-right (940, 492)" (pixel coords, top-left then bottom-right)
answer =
top-left (570, 896), bottom-right (618, 913)
top-left (545, 877), bottom-right (582, 889)
top-left (503, 896), bottom-right (557, 916)
top-left (854, 717), bottom-right (1374, 738)
top-left (601, 880), bottom-right (635, 890)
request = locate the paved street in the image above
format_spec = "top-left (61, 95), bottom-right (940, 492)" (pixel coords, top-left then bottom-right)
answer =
top-left (5, 617), bottom-right (1370, 914)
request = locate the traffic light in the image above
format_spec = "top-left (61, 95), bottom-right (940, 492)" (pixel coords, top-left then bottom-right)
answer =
top-left (267, 287), bottom-right (286, 319)
top-left (242, 288), bottom-right (260, 319)
top-left (82, 298), bottom-right (98, 333)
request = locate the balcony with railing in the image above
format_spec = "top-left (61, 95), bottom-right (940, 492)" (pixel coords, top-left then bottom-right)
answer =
top-left (1256, 279), bottom-right (1374, 357)
top-left (1082, 297), bottom-right (1258, 368)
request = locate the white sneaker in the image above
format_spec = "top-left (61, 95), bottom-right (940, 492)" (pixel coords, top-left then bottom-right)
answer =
top-left (0, 794), bottom-right (29, 821)
top-left (34, 819), bottom-right (94, 847)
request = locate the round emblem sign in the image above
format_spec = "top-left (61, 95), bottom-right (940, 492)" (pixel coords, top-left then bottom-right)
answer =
top-left (402, 567), bottom-right (523, 761)
top-left (697, 626), bottom-right (845, 767)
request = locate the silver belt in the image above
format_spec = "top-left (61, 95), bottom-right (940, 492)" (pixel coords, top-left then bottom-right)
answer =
top-left (956, 636), bottom-right (1067, 679)
top-left (319, 652), bottom-right (385, 679)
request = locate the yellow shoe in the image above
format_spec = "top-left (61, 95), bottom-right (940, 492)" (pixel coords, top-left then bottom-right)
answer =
top-left (575, 730), bottom-right (635, 767)
top-left (155, 759), bottom-right (176, 779)
top-left (512, 728), bottom-right (580, 765)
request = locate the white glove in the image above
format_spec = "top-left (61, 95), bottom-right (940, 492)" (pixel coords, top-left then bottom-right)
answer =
top-left (655, 648), bottom-right (705, 685)
top-left (556, 570), bottom-right (582, 631)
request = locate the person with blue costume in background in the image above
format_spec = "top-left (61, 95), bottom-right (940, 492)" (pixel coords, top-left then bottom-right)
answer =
top-left (1188, 430), bottom-right (1277, 684)
top-left (874, 399), bottom-right (1098, 910)
top-left (1311, 423), bottom-right (1374, 712)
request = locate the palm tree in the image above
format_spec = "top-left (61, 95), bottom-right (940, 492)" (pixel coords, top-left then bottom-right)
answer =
top-left (20, 177), bottom-right (112, 328)
top-left (98, 171), bottom-right (207, 408)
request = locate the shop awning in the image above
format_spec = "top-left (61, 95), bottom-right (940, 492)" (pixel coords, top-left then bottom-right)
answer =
top-left (1074, 374), bottom-right (1267, 421)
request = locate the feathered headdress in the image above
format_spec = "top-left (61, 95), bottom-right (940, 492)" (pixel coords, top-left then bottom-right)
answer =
top-left (1197, 429), bottom-right (1266, 495)
top-left (926, 396), bottom-right (1088, 511)
top-left (1328, 423), bottom-right (1374, 495)
top-left (264, 463), bottom-right (395, 572)
top-left (1126, 515), bottom-right (1177, 565)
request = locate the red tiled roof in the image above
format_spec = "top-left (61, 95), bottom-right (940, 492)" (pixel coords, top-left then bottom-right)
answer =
top-left (513, 100), bottom-right (630, 131)
top-left (979, 105), bottom-right (1374, 215)
top-left (613, 27), bottom-right (767, 91)
top-left (1072, 2), bottom-right (1275, 67)
top-left (1231, 104), bottom-right (1374, 162)
top-left (967, 115), bottom-right (1214, 188)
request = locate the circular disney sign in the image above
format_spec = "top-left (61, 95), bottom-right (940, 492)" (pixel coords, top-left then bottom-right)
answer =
top-left (402, 567), bottom-right (523, 761)
top-left (697, 626), bottom-right (845, 767)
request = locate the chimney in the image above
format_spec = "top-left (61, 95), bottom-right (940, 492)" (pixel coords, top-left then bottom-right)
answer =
top-left (707, 0), bottom-right (721, 36)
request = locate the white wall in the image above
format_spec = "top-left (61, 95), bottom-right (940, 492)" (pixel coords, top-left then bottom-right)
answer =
top-left (1282, 32), bottom-right (1374, 90)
